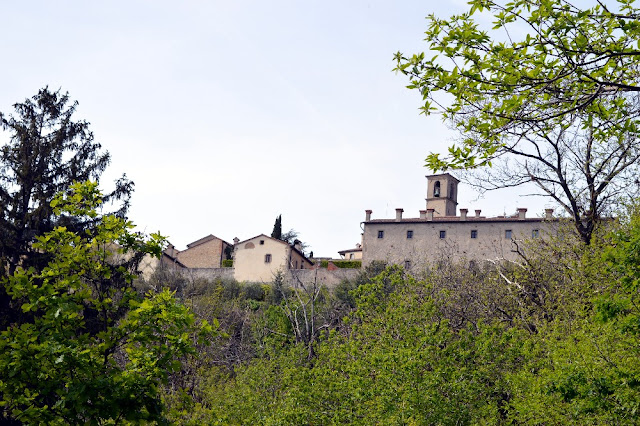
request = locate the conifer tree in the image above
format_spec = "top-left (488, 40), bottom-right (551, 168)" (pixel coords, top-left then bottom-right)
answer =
top-left (271, 214), bottom-right (282, 240)
top-left (0, 87), bottom-right (132, 326)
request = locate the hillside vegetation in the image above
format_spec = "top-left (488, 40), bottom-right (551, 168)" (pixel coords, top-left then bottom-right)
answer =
top-left (148, 213), bottom-right (640, 424)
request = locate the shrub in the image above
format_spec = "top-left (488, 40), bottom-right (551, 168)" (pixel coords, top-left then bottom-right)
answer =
top-left (332, 260), bottom-right (362, 269)
top-left (244, 283), bottom-right (266, 301)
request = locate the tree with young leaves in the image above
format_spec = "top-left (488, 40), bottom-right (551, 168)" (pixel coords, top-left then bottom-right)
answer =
top-left (395, 0), bottom-right (640, 244)
top-left (0, 182), bottom-right (215, 424)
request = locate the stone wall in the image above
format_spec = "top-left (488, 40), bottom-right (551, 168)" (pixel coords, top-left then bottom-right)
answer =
top-left (172, 267), bottom-right (359, 289)
top-left (180, 267), bottom-right (236, 281)
top-left (289, 268), bottom-right (360, 288)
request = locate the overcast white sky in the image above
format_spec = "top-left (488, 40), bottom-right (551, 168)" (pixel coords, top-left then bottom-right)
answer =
top-left (1, 0), bottom-right (551, 257)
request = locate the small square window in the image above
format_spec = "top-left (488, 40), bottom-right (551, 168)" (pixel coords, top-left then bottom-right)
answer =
top-left (378, 230), bottom-right (384, 239)
top-left (407, 230), bottom-right (413, 239)
top-left (265, 254), bottom-right (272, 263)
top-left (471, 230), bottom-right (478, 239)
top-left (259, 240), bottom-right (265, 245)
top-left (532, 229), bottom-right (539, 238)
top-left (439, 230), bottom-right (446, 239)
top-left (505, 229), bottom-right (512, 239)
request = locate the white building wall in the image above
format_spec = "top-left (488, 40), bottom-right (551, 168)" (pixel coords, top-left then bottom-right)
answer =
top-left (234, 236), bottom-right (290, 282)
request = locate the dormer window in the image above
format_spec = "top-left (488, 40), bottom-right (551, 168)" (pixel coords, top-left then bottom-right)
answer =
top-left (434, 181), bottom-right (441, 197)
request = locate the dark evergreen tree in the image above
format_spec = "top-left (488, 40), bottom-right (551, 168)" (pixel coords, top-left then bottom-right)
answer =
top-left (271, 214), bottom-right (282, 240)
top-left (0, 87), bottom-right (133, 326)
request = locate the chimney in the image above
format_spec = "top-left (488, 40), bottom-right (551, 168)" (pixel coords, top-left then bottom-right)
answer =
top-left (233, 237), bottom-right (239, 245)
top-left (365, 209), bottom-right (372, 221)
top-left (419, 210), bottom-right (427, 220)
top-left (427, 208), bottom-right (435, 221)
top-left (517, 208), bottom-right (527, 220)
top-left (460, 208), bottom-right (468, 221)
top-left (395, 208), bottom-right (404, 222)
top-left (293, 239), bottom-right (302, 252)
top-left (475, 209), bottom-right (482, 218)
top-left (545, 208), bottom-right (554, 219)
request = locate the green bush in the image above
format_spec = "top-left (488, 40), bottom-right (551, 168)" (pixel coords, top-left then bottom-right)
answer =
top-left (332, 260), bottom-right (362, 269)
top-left (222, 259), bottom-right (233, 267)
top-left (319, 260), bottom-right (362, 269)
top-left (244, 283), bottom-right (265, 301)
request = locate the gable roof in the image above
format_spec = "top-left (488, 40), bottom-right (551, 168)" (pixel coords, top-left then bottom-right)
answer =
top-left (162, 251), bottom-right (187, 268)
top-left (186, 234), bottom-right (230, 249)
top-left (234, 233), bottom-right (283, 246)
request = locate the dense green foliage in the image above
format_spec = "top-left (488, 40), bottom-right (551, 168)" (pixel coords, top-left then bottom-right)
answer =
top-left (0, 182), bottom-right (215, 424)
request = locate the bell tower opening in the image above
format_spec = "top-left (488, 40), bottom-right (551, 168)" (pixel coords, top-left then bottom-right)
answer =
top-left (426, 173), bottom-right (459, 217)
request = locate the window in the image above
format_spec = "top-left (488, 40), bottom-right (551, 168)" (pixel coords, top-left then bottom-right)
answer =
top-left (532, 229), bottom-right (540, 238)
top-left (407, 230), bottom-right (413, 239)
top-left (505, 229), bottom-right (512, 239)
top-left (378, 230), bottom-right (384, 239)
top-left (439, 230), bottom-right (446, 239)
top-left (471, 229), bottom-right (478, 239)
top-left (264, 254), bottom-right (272, 263)
top-left (349, 253), bottom-right (355, 259)
top-left (434, 181), bottom-right (441, 197)
top-left (404, 260), bottom-right (411, 269)
top-left (259, 240), bottom-right (265, 245)
top-left (295, 260), bottom-right (298, 269)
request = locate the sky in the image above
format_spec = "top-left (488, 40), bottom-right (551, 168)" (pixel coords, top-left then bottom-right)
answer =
top-left (0, 0), bottom-right (552, 257)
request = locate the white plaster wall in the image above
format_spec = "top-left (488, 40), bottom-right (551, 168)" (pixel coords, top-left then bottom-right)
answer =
top-left (234, 236), bottom-right (290, 282)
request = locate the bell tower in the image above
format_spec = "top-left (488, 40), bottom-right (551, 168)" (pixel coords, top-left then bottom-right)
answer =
top-left (426, 173), bottom-right (459, 217)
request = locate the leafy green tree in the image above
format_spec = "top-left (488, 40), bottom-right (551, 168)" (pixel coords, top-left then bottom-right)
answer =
top-left (0, 87), bottom-right (133, 326)
top-left (395, 0), bottom-right (640, 244)
top-left (270, 214), bottom-right (282, 240)
top-left (0, 182), bottom-right (215, 424)
top-left (505, 214), bottom-right (640, 423)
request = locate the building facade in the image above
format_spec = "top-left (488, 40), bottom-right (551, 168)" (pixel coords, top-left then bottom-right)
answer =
top-left (338, 243), bottom-right (363, 260)
top-left (233, 234), bottom-right (313, 282)
top-left (362, 173), bottom-right (555, 268)
top-left (175, 234), bottom-right (231, 269)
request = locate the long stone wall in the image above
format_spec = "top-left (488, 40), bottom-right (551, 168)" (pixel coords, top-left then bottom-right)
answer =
top-left (175, 267), bottom-right (360, 289)
top-left (289, 268), bottom-right (360, 288)
top-left (181, 267), bottom-right (236, 281)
